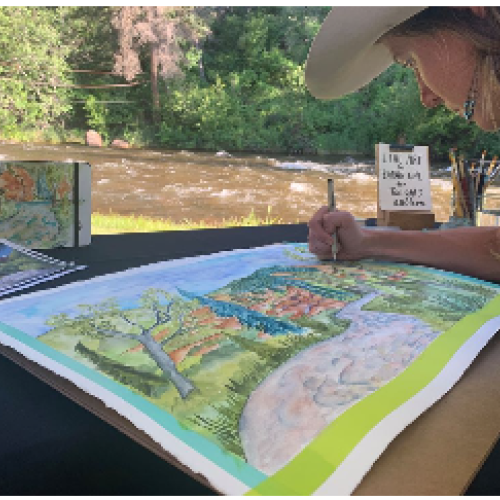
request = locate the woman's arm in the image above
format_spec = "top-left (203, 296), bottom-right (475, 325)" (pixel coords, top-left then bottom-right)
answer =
top-left (308, 207), bottom-right (500, 282)
top-left (364, 225), bottom-right (500, 282)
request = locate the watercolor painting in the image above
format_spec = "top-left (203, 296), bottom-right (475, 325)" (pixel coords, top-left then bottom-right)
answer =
top-left (0, 161), bottom-right (78, 248)
top-left (0, 243), bottom-right (499, 495)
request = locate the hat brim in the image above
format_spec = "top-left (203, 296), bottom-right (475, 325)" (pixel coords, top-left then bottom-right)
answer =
top-left (305, 6), bottom-right (427, 100)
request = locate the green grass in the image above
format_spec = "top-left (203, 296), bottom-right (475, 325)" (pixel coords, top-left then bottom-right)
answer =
top-left (91, 208), bottom-right (285, 235)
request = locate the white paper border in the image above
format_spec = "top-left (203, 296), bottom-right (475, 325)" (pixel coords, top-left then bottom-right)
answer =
top-left (0, 330), bottom-right (249, 495)
top-left (313, 315), bottom-right (500, 495)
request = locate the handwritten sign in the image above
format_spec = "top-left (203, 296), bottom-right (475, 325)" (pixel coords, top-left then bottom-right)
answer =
top-left (377, 143), bottom-right (432, 211)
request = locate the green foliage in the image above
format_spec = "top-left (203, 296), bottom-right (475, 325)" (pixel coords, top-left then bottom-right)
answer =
top-left (0, 7), bottom-right (71, 138)
top-left (191, 387), bottom-right (246, 457)
top-left (1, 6), bottom-right (499, 156)
top-left (362, 267), bottom-right (497, 330)
top-left (83, 95), bottom-right (109, 141)
top-left (156, 7), bottom-right (319, 152)
top-left (45, 289), bottom-right (200, 399)
top-left (75, 341), bottom-right (171, 397)
top-left (412, 105), bottom-right (499, 159)
top-left (61, 6), bottom-right (148, 142)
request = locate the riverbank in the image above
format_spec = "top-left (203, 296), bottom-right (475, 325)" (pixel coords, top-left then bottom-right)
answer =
top-left (1, 135), bottom-right (366, 158)
top-left (1, 142), bottom-right (455, 226)
top-left (91, 209), bottom-right (285, 235)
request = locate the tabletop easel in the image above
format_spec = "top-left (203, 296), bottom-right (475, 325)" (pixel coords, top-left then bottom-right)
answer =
top-left (376, 143), bottom-right (435, 230)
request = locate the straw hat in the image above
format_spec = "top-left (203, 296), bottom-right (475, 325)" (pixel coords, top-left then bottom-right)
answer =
top-left (305, 7), bottom-right (427, 100)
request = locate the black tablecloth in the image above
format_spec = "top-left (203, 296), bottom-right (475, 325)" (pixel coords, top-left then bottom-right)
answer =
top-left (0, 225), bottom-right (498, 495)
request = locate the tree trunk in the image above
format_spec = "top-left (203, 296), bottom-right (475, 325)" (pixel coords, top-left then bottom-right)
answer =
top-left (140, 335), bottom-right (195, 398)
top-left (195, 39), bottom-right (206, 83)
top-left (150, 42), bottom-right (160, 123)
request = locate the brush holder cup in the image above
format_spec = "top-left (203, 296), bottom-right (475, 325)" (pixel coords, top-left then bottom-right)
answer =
top-left (475, 190), bottom-right (500, 227)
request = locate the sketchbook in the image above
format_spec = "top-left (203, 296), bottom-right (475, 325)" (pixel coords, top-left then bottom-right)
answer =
top-left (0, 238), bottom-right (86, 297)
top-left (0, 243), bottom-right (499, 495)
top-left (0, 161), bottom-right (91, 249)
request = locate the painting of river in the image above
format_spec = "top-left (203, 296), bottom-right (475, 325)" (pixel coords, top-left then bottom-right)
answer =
top-left (0, 242), bottom-right (498, 494)
top-left (0, 142), bottom-right (461, 224)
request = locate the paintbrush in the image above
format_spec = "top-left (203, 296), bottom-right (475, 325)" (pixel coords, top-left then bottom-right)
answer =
top-left (479, 150), bottom-right (487, 177)
top-left (458, 154), bottom-right (466, 179)
top-left (487, 155), bottom-right (497, 177)
top-left (449, 150), bottom-right (471, 218)
top-left (474, 170), bottom-right (481, 209)
top-left (460, 155), bottom-right (472, 215)
top-left (470, 162), bottom-right (479, 205)
top-left (459, 156), bottom-right (471, 219)
top-left (449, 150), bottom-right (459, 215)
top-left (451, 159), bottom-right (466, 217)
top-left (327, 178), bottom-right (338, 261)
top-left (485, 156), bottom-right (500, 190)
top-left (465, 160), bottom-right (477, 220)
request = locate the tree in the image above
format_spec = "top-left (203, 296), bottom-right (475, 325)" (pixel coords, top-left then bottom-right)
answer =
top-left (0, 7), bottom-right (71, 136)
top-left (45, 289), bottom-right (197, 398)
top-left (62, 6), bottom-right (117, 72)
top-left (111, 7), bottom-right (205, 123)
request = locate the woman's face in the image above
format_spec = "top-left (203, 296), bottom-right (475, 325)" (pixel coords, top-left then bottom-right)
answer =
top-left (383, 31), bottom-right (500, 131)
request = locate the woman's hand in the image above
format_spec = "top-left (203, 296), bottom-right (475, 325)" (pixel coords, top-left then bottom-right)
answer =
top-left (307, 207), bottom-right (369, 260)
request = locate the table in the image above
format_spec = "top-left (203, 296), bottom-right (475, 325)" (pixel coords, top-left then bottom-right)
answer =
top-left (0, 225), bottom-right (499, 495)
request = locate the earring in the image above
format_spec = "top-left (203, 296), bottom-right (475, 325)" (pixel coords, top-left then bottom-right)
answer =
top-left (463, 98), bottom-right (475, 121)
top-left (464, 66), bottom-right (479, 121)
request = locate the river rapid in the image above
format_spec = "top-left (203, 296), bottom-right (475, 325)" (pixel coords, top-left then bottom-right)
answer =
top-left (0, 142), bottom-right (456, 224)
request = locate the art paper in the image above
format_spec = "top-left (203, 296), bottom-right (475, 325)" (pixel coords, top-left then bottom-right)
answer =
top-left (0, 243), bottom-right (499, 495)
top-left (0, 161), bottom-right (91, 248)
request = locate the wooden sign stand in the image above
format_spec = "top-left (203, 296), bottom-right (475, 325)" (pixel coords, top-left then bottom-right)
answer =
top-left (376, 144), bottom-right (436, 230)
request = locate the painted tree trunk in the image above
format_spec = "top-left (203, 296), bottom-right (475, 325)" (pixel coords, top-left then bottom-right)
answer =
top-left (140, 335), bottom-right (195, 398)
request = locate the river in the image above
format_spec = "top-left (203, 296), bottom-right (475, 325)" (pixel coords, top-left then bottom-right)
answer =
top-left (0, 142), bottom-right (456, 224)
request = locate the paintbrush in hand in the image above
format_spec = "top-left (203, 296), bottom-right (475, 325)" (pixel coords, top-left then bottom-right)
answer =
top-left (327, 178), bottom-right (338, 260)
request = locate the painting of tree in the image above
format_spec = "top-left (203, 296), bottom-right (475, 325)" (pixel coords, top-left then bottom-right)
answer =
top-left (45, 288), bottom-right (198, 398)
